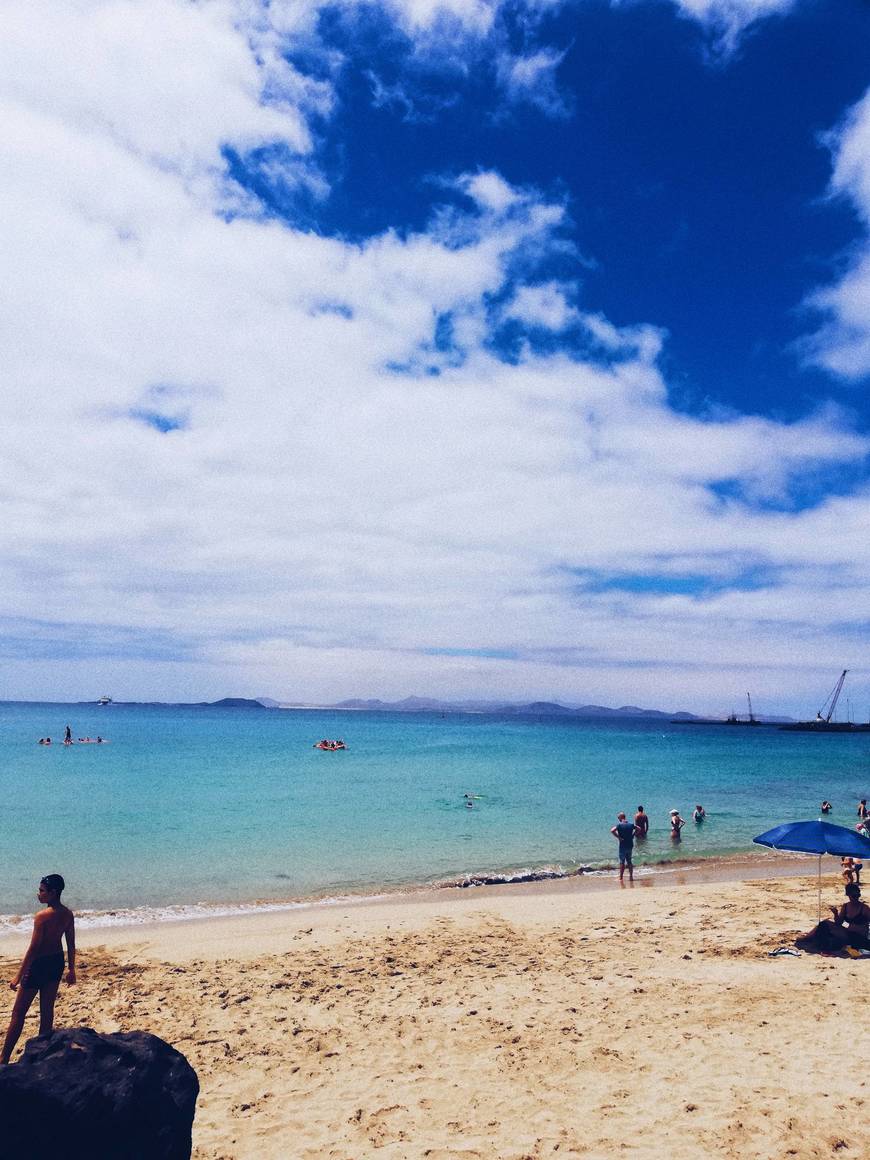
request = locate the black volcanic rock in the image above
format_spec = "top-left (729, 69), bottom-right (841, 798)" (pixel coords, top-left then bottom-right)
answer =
top-left (0, 1028), bottom-right (199, 1160)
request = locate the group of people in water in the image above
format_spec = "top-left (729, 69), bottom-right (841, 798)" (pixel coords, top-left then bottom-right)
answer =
top-left (819, 798), bottom-right (870, 839)
top-left (38, 725), bottom-right (106, 746)
top-left (610, 804), bottom-right (707, 882)
top-left (313, 738), bottom-right (346, 750)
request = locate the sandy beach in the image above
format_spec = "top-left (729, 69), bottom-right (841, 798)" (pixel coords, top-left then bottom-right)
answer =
top-left (1, 862), bottom-right (866, 1159)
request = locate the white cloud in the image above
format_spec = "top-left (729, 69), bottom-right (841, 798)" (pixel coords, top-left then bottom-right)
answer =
top-left (0, 1), bottom-right (318, 171)
top-left (577, 313), bottom-right (665, 363)
top-left (505, 283), bottom-right (578, 330)
top-left (807, 86), bottom-right (870, 379)
top-left (458, 169), bottom-right (524, 214)
top-left (496, 46), bottom-right (569, 116)
top-left (1, 0), bottom-right (868, 716)
top-left (669, 0), bottom-right (795, 46)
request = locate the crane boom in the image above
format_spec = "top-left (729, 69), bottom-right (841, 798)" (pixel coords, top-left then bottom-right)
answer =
top-left (820, 669), bottom-right (848, 723)
top-left (746, 692), bottom-right (755, 723)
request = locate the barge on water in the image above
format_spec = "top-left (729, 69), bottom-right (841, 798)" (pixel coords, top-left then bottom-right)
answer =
top-left (779, 670), bottom-right (870, 732)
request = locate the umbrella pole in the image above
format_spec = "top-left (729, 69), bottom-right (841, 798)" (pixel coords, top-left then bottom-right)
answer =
top-left (818, 854), bottom-right (822, 924)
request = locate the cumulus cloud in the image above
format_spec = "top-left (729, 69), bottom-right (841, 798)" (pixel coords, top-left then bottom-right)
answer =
top-left (0, 0), bottom-right (868, 714)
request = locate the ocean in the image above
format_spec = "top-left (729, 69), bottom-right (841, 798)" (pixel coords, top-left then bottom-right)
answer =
top-left (2, 701), bottom-right (869, 929)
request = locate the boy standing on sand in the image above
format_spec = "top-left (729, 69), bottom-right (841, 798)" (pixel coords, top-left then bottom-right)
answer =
top-left (1, 874), bottom-right (76, 1065)
top-left (611, 813), bottom-right (637, 884)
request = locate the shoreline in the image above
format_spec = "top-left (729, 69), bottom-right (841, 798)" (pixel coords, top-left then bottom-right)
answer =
top-left (0, 849), bottom-right (820, 953)
top-left (2, 860), bottom-right (864, 1158)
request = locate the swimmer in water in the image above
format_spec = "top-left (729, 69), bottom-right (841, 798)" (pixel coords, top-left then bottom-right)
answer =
top-left (670, 810), bottom-right (685, 840)
top-left (821, 800), bottom-right (832, 815)
top-left (464, 794), bottom-right (474, 808)
top-left (692, 804), bottom-right (705, 823)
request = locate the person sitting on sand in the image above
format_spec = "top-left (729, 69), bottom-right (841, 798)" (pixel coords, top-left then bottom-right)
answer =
top-left (634, 806), bottom-right (649, 838)
top-left (1, 874), bottom-right (76, 1065)
top-left (821, 800), bottom-right (832, 815)
top-left (692, 804), bottom-right (705, 823)
top-left (798, 882), bottom-right (870, 953)
top-left (611, 812), bottom-right (637, 884)
top-left (669, 809), bottom-right (685, 839)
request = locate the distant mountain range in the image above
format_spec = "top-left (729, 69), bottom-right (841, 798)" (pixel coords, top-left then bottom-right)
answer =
top-left (11, 695), bottom-right (789, 722)
top-left (324, 696), bottom-right (680, 717)
top-left (269, 695), bottom-right (721, 719)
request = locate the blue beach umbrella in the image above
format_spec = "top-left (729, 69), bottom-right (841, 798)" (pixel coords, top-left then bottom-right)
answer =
top-left (753, 820), bottom-right (870, 922)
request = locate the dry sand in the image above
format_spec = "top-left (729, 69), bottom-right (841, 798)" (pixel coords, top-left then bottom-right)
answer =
top-left (1, 865), bottom-right (866, 1159)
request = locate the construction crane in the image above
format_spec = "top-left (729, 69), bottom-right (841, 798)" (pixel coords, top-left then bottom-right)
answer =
top-left (817, 670), bottom-right (848, 724)
top-left (746, 693), bottom-right (756, 723)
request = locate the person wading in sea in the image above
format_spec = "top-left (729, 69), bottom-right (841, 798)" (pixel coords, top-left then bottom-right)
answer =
top-left (1, 874), bottom-right (76, 1065)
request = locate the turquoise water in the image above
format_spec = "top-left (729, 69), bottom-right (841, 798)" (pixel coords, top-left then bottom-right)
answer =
top-left (2, 702), bottom-right (870, 923)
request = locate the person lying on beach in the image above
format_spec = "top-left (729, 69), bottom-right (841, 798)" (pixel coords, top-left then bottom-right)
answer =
top-left (669, 810), bottom-right (685, 839)
top-left (797, 883), bottom-right (870, 953)
top-left (1, 874), bottom-right (76, 1065)
top-left (610, 813), bottom-right (637, 884)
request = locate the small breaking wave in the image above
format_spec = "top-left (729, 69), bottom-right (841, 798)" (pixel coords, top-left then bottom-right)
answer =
top-left (0, 892), bottom-right (395, 938)
top-left (437, 863), bottom-right (602, 888)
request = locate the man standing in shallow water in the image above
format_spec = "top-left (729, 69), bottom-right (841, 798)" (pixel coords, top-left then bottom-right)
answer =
top-left (1, 874), bottom-right (76, 1065)
top-left (634, 805), bottom-right (649, 838)
top-left (611, 812), bottom-right (638, 884)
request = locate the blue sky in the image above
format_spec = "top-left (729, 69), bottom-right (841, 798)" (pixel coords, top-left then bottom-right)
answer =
top-left (1, 0), bottom-right (869, 714)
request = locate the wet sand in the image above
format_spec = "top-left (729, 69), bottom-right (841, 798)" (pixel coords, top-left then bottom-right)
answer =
top-left (1, 858), bottom-right (864, 1158)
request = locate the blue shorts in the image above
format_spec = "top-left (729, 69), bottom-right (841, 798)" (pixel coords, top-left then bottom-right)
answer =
top-left (618, 844), bottom-right (633, 865)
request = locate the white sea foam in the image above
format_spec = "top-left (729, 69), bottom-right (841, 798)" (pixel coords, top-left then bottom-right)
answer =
top-left (0, 892), bottom-right (396, 938)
